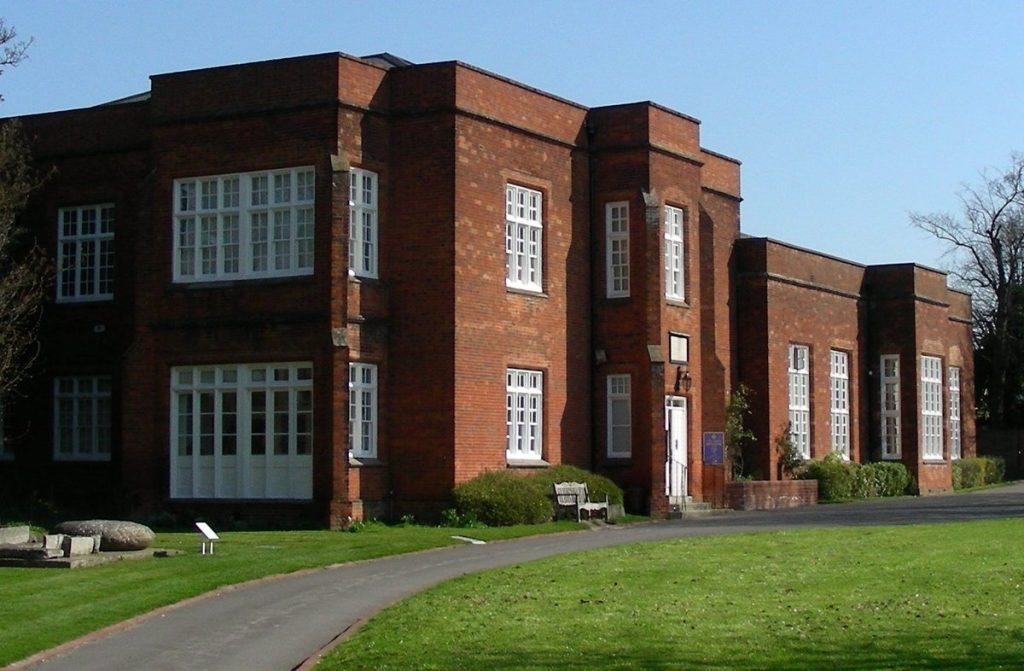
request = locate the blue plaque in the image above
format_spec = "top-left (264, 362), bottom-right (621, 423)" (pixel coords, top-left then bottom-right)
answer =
top-left (703, 432), bottom-right (725, 465)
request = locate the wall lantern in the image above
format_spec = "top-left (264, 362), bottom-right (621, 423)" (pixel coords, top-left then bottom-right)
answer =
top-left (674, 364), bottom-right (692, 393)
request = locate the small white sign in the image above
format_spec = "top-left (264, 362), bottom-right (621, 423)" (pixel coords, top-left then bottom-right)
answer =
top-left (196, 522), bottom-right (219, 555)
top-left (195, 522), bottom-right (219, 541)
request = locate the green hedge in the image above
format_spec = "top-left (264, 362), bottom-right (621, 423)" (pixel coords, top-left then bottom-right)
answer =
top-left (952, 456), bottom-right (1005, 490)
top-left (452, 466), bottom-right (625, 526)
top-left (527, 465), bottom-right (624, 505)
top-left (452, 471), bottom-right (552, 526)
top-left (800, 453), bottom-right (911, 502)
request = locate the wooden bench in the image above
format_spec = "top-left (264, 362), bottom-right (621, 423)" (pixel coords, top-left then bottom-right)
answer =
top-left (553, 481), bottom-right (609, 522)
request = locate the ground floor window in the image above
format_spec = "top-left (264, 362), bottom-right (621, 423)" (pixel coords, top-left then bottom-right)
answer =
top-left (170, 362), bottom-right (312, 499)
top-left (949, 366), bottom-right (961, 460)
top-left (349, 362), bottom-right (378, 459)
top-left (54, 376), bottom-right (112, 461)
top-left (788, 344), bottom-right (810, 458)
top-left (880, 355), bottom-right (900, 459)
top-left (921, 356), bottom-right (944, 460)
top-left (506, 368), bottom-right (543, 461)
top-left (830, 350), bottom-right (850, 459)
top-left (607, 374), bottom-right (631, 457)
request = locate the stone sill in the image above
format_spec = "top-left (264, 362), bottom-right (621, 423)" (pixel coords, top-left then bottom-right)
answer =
top-left (507, 458), bottom-right (550, 468)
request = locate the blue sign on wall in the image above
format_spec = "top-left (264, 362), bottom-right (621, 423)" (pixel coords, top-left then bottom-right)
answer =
top-left (703, 432), bottom-right (725, 465)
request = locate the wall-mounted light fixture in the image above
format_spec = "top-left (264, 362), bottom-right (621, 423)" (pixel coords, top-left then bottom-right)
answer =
top-left (674, 363), bottom-right (692, 393)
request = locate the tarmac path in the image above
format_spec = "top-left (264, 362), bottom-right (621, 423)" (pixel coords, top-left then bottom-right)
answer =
top-left (16, 482), bottom-right (1024, 671)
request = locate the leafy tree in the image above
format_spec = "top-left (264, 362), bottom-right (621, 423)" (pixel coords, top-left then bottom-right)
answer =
top-left (0, 20), bottom-right (49, 402)
top-left (910, 154), bottom-right (1024, 425)
top-left (724, 383), bottom-right (755, 479)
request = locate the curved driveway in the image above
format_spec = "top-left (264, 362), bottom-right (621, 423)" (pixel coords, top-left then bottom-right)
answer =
top-left (18, 482), bottom-right (1024, 671)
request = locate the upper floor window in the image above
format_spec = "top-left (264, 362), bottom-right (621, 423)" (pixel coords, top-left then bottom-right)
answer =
top-left (349, 168), bottom-right (378, 279)
top-left (880, 355), bottom-right (901, 459)
top-left (57, 204), bottom-right (114, 302)
top-left (830, 350), bottom-right (850, 459)
top-left (788, 344), bottom-right (810, 459)
top-left (54, 376), bottom-right (112, 461)
top-left (949, 366), bottom-right (962, 460)
top-left (505, 184), bottom-right (543, 292)
top-left (606, 202), bottom-right (629, 298)
top-left (349, 362), bottom-right (378, 459)
top-left (921, 356), bottom-right (944, 461)
top-left (664, 205), bottom-right (685, 300)
top-left (173, 167), bottom-right (314, 283)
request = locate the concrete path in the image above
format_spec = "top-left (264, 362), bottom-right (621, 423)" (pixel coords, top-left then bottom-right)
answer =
top-left (17, 482), bottom-right (1024, 671)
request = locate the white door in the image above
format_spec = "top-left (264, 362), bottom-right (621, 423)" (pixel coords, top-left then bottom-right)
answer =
top-left (665, 396), bottom-right (688, 498)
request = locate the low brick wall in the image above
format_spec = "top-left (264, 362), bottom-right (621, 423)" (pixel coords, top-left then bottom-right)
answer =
top-left (725, 480), bottom-right (818, 511)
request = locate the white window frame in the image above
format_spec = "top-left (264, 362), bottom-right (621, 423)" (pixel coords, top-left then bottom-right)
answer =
top-left (57, 204), bottom-right (115, 302)
top-left (880, 355), bottom-right (901, 459)
top-left (949, 366), bottom-right (962, 460)
top-left (349, 168), bottom-right (378, 279)
top-left (830, 350), bottom-right (850, 459)
top-left (788, 344), bottom-right (810, 459)
top-left (607, 374), bottom-right (631, 457)
top-left (605, 201), bottom-right (629, 298)
top-left (348, 362), bottom-right (378, 459)
top-left (173, 167), bottom-right (315, 283)
top-left (505, 184), bottom-right (543, 292)
top-left (170, 362), bottom-right (313, 499)
top-left (54, 376), bottom-right (112, 461)
top-left (506, 368), bottom-right (543, 461)
top-left (921, 356), bottom-right (944, 461)
top-left (664, 205), bottom-right (685, 300)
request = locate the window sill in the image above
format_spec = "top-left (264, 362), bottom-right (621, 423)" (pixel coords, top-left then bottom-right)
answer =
top-left (507, 458), bottom-right (550, 468)
top-left (506, 286), bottom-right (548, 299)
top-left (922, 459), bottom-right (947, 465)
top-left (349, 456), bottom-right (384, 467)
top-left (603, 457), bottom-right (632, 466)
top-left (605, 294), bottom-right (631, 302)
top-left (880, 455), bottom-right (902, 461)
top-left (665, 298), bottom-right (690, 309)
top-left (52, 456), bottom-right (112, 463)
top-left (55, 296), bottom-right (115, 305)
top-left (172, 274), bottom-right (315, 291)
top-left (348, 273), bottom-right (381, 284)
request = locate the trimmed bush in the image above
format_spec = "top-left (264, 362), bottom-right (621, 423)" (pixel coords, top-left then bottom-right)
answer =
top-left (866, 461), bottom-right (912, 497)
top-left (801, 453), bottom-right (855, 501)
top-left (953, 456), bottom-right (1006, 490)
top-left (452, 470), bottom-right (552, 526)
top-left (528, 465), bottom-right (624, 505)
top-left (800, 454), bottom-right (910, 502)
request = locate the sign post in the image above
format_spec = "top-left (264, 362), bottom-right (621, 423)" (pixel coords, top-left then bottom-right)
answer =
top-left (195, 522), bottom-right (219, 555)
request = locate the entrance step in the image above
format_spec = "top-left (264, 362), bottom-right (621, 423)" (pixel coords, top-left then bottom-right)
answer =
top-left (666, 501), bottom-right (716, 519)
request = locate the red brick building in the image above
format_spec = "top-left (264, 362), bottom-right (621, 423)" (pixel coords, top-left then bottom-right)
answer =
top-left (0, 53), bottom-right (974, 525)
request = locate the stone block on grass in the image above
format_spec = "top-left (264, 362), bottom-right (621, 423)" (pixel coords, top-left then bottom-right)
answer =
top-left (53, 520), bottom-right (155, 551)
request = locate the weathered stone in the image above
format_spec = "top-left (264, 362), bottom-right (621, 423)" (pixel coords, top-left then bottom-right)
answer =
top-left (53, 520), bottom-right (155, 551)
top-left (43, 534), bottom-right (65, 550)
top-left (0, 526), bottom-right (30, 544)
top-left (62, 536), bottom-right (94, 557)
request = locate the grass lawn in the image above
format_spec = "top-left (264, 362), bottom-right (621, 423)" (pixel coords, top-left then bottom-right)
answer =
top-left (0, 521), bottom-right (580, 667)
top-left (323, 519), bottom-right (1024, 670)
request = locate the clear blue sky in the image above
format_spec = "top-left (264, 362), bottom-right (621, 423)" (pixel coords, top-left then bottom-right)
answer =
top-left (3, 0), bottom-right (1023, 273)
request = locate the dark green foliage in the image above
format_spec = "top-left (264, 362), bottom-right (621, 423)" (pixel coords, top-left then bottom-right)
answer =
top-left (801, 454), bottom-right (911, 502)
top-left (952, 456), bottom-right (1006, 490)
top-left (801, 453), bottom-right (854, 501)
top-left (527, 464), bottom-right (624, 505)
top-left (725, 384), bottom-right (756, 479)
top-left (452, 470), bottom-right (552, 526)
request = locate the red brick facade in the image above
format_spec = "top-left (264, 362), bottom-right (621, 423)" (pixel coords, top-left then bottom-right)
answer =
top-left (0, 53), bottom-right (974, 524)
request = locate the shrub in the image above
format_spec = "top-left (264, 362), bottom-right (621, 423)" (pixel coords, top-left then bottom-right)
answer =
top-left (981, 456), bottom-right (1006, 485)
top-left (452, 470), bottom-right (552, 526)
top-left (953, 457), bottom-right (1006, 490)
top-left (864, 461), bottom-right (911, 497)
top-left (801, 452), bottom-right (855, 502)
top-left (952, 458), bottom-right (984, 490)
top-left (528, 465), bottom-right (624, 505)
